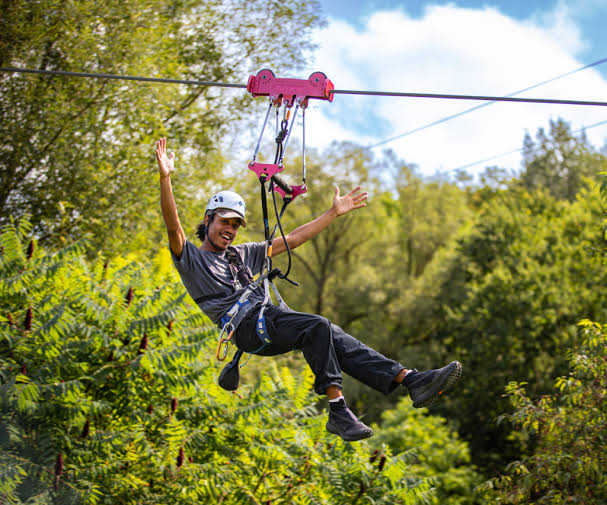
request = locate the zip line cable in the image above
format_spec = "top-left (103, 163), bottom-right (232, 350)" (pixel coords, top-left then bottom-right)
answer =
top-left (330, 89), bottom-right (607, 107)
top-left (366, 56), bottom-right (607, 150)
top-left (2, 66), bottom-right (607, 107)
top-left (0, 67), bottom-right (248, 89)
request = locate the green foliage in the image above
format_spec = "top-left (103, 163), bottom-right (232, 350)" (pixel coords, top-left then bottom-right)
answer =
top-left (372, 399), bottom-right (486, 505)
top-left (484, 319), bottom-right (607, 504)
top-left (393, 161), bottom-right (474, 280)
top-left (520, 118), bottom-right (606, 201)
top-left (0, 218), bottom-right (440, 504)
top-left (391, 181), bottom-right (607, 471)
top-left (1, 0), bottom-right (323, 256)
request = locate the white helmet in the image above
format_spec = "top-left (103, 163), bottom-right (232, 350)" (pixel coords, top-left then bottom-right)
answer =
top-left (205, 190), bottom-right (246, 227)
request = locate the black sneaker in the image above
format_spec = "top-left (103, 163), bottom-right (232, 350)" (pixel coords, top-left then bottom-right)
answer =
top-left (403, 361), bottom-right (462, 408)
top-left (326, 399), bottom-right (373, 442)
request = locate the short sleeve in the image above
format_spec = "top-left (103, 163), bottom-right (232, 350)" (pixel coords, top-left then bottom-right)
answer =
top-left (170, 239), bottom-right (197, 273)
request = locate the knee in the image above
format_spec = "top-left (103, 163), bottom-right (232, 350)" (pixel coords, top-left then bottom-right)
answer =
top-left (306, 315), bottom-right (332, 339)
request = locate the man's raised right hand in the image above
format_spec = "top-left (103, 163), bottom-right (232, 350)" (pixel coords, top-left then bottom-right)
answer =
top-left (156, 137), bottom-right (175, 178)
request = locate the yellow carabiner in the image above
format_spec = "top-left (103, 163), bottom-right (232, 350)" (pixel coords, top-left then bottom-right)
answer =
top-left (216, 323), bottom-right (234, 361)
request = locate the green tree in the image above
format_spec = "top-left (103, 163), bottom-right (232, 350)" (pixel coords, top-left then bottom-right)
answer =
top-left (394, 161), bottom-right (474, 280)
top-left (520, 118), bottom-right (606, 201)
top-left (485, 319), bottom-right (607, 504)
top-left (1, 0), bottom-right (322, 256)
top-left (372, 399), bottom-right (486, 505)
top-left (391, 182), bottom-right (607, 472)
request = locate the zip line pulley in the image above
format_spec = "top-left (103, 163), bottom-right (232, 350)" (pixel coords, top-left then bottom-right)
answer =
top-left (247, 69), bottom-right (334, 200)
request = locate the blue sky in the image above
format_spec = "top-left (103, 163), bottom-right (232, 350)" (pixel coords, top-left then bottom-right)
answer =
top-left (291, 1), bottom-right (607, 178)
top-left (319, 0), bottom-right (607, 65)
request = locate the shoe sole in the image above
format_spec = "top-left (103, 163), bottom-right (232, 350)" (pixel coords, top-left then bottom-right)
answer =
top-left (412, 360), bottom-right (462, 408)
top-left (326, 422), bottom-right (373, 442)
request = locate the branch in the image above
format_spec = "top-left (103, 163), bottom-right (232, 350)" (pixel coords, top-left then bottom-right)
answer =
top-left (290, 251), bottom-right (319, 285)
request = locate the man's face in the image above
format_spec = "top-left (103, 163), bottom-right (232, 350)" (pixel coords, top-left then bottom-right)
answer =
top-left (205, 214), bottom-right (242, 251)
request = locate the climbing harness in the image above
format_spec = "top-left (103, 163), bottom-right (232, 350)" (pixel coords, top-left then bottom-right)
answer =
top-left (215, 247), bottom-right (263, 361)
top-left (216, 277), bottom-right (262, 361)
top-left (216, 69), bottom-right (334, 388)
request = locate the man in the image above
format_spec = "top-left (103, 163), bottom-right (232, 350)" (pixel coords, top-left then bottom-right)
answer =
top-left (156, 137), bottom-right (462, 442)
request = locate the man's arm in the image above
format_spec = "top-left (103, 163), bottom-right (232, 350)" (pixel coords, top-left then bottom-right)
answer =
top-left (156, 137), bottom-right (185, 257)
top-left (271, 186), bottom-right (368, 257)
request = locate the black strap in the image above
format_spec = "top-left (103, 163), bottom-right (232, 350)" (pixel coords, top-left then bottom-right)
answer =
top-left (225, 246), bottom-right (254, 289)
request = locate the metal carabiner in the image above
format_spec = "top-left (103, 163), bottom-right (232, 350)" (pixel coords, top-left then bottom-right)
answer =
top-left (216, 322), bottom-right (235, 361)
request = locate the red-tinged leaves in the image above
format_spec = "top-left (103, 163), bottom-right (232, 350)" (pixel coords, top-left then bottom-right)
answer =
top-left (171, 397), bottom-right (178, 414)
top-left (24, 307), bottom-right (32, 331)
top-left (356, 482), bottom-right (365, 498)
top-left (378, 454), bottom-right (387, 471)
top-left (177, 447), bottom-right (184, 467)
top-left (138, 334), bottom-right (148, 354)
top-left (7, 313), bottom-right (15, 327)
top-left (26, 240), bottom-right (35, 259)
top-left (81, 420), bottom-right (90, 439)
top-left (369, 449), bottom-right (379, 463)
top-left (16, 364), bottom-right (27, 384)
top-left (124, 287), bottom-right (133, 307)
top-left (147, 404), bottom-right (153, 414)
top-left (55, 453), bottom-right (63, 476)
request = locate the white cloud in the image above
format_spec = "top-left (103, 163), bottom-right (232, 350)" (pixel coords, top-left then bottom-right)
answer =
top-left (295, 4), bottom-right (607, 178)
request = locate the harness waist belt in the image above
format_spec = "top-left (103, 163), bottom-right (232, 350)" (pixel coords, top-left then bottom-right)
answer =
top-left (220, 299), bottom-right (261, 331)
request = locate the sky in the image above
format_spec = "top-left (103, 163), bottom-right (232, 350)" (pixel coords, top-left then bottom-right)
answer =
top-left (287, 0), bottom-right (607, 180)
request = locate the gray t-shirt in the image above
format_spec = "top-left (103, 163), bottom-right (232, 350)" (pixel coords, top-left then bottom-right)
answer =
top-left (171, 240), bottom-right (266, 325)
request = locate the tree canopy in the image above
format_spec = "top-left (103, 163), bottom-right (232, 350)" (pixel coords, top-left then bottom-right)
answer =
top-left (1, 0), bottom-right (322, 255)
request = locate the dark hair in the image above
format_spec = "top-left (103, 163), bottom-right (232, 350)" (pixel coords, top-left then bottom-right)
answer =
top-left (195, 211), bottom-right (214, 243)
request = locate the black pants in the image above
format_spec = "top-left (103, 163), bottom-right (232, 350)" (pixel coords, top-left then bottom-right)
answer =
top-left (234, 304), bottom-right (404, 396)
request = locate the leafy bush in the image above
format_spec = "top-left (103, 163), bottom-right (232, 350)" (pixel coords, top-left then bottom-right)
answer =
top-left (0, 218), bottom-right (436, 504)
top-left (372, 399), bottom-right (486, 505)
top-left (484, 319), bottom-right (607, 504)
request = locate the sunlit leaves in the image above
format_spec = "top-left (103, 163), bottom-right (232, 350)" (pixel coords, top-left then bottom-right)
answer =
top-left (0, 220), bottom-right (436, 504)
top-left (487, 320), bottom-right (607, 504)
